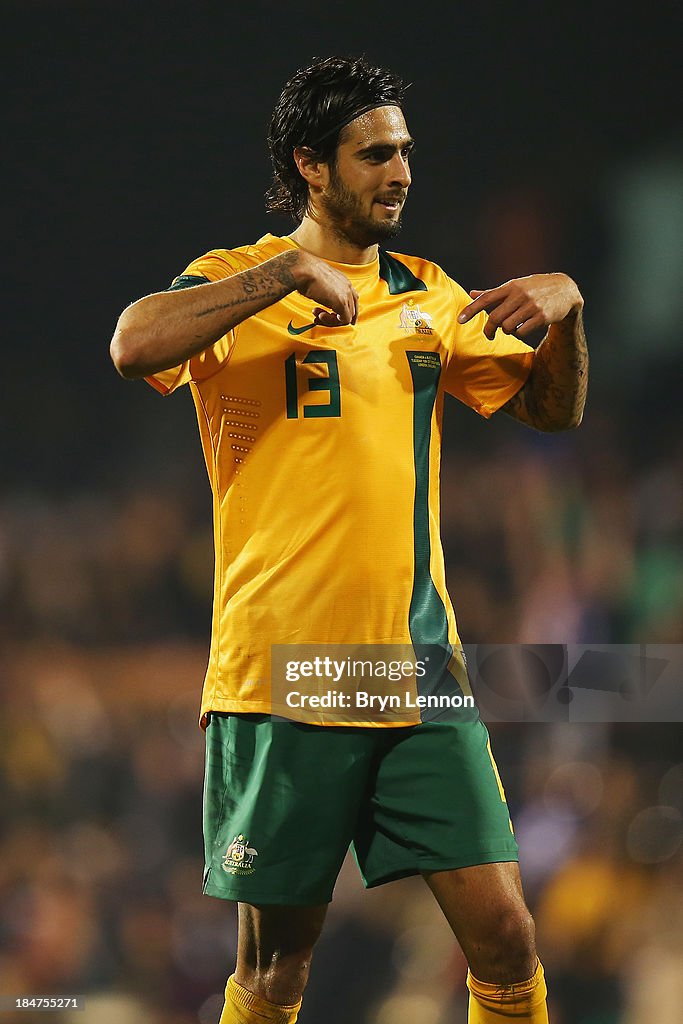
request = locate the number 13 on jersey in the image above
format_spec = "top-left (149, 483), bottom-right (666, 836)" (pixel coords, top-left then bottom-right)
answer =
top-left (284, 351), bottom-right (341, 419)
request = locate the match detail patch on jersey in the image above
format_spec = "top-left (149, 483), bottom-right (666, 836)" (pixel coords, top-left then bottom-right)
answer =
top-left (222, 834), bottom-right (258, 876)
top-left (397, 300), bottom-right (434, 335)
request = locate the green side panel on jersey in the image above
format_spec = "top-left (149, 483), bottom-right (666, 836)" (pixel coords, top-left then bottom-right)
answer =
top-left (166, 274), bottom-right (211, 291)
top-left (379, 250), bottom-right (428, 294)
top-left (405, 351), bottom-right (464, 710)
top-left (405, 351), bottom-right (447, 647)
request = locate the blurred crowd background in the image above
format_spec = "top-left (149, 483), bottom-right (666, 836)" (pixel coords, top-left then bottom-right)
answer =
top-left (2, 1), bottom-right (682, 1022)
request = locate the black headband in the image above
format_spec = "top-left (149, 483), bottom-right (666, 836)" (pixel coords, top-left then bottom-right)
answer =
top-left (307, 101), bottom-right (401, 148)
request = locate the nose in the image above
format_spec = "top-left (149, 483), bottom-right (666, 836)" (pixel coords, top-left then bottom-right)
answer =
top-left (388, 151), bottom-right (411, 189)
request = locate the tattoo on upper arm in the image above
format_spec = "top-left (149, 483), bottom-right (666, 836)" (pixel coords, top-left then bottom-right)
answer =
top-left (501, 310), bottom-right (588, 431)
top-left (500, 384), bottom-right (533, 426)
top-left (194, 250), bottom-right (299, 320)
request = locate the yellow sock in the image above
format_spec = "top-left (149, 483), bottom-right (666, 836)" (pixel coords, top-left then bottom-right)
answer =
top-left (467, 959), bottom-right (549, 1022)
top-left (219, 975), bottom-right (302, 1023)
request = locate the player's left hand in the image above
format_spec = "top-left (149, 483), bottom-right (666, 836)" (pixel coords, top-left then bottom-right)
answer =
top-left (457, 273), bottom-right (584, 343)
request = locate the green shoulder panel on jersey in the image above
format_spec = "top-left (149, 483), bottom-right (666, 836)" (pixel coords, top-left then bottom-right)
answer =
top-left (166, 274), bottom-right (211, 291)
top-left (379, 251), bottom-right (428, 295)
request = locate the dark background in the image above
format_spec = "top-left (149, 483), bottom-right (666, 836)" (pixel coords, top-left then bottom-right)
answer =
top-left (2, 2), bottom-right (682, 1023)
top-left (4, 0), bottom-right (681, 493)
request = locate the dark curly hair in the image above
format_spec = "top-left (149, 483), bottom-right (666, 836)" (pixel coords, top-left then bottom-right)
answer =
top-left (266, 56), bottom-right (408, 223)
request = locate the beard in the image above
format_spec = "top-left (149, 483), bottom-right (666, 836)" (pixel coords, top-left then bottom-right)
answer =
top-left (320, 166), bottom-right (404, 248)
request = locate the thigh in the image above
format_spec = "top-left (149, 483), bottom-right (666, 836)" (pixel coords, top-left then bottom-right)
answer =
top-left (354, 718), bottom-right (518, 888)
top-left (203, 713), bottom-right (375, 905)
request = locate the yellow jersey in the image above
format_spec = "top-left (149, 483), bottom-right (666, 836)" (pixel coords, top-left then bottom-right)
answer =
top-left (146, 233), bottom-right (534, 727)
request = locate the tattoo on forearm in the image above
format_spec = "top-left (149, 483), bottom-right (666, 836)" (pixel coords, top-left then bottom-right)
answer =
top-left (194, 250), bottom-right (300, 320)
top-left (503, 309), bottom-right (588, 431)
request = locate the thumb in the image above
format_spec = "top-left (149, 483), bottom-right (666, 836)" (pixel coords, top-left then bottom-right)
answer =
top-left (469, 289), bottom-right (484, 298)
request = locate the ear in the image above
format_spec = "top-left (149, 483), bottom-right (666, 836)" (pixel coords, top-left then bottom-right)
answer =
top-left (293, 146), bottom-right (330, 189)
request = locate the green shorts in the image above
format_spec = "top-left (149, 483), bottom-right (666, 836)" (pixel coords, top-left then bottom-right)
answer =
top-left (202, 713), bottom-right (518, 905)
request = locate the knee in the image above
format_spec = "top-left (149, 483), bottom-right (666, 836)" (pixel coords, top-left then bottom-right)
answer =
top-left (235, 904), bottom-right (325, 1005)
top-left (470, 906), bottom-right (537, 984)
top-left (238, 946), bottom-right (314, 1005)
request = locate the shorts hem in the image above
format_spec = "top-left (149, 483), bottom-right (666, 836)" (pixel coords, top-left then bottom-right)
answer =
top-left (362, 848), bottom-right (519, 889)
top-left (202, 880), bottom-right (334, 906)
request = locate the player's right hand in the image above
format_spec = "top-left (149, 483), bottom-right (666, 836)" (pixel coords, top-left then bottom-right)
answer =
top-left (293, 252), bottom-right (359, 327)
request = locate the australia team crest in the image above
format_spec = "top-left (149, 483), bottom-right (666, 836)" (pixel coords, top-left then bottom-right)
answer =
top-left (222, 834), bottom-right (259, 876)
top-left (397, 299), bottom-right (434, 335)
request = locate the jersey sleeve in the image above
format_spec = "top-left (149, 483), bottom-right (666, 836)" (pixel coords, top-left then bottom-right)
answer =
top-left (441, 275), bottom-right (535, 418)
top-left (144, 249), bottom-right (244, 396)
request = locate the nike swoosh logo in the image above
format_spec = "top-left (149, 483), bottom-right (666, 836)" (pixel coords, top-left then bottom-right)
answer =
top-left (287, 320), bottom-right (317, 336)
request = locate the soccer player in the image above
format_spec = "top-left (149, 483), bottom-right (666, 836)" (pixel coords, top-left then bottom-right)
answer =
top-left (110, 56), bottom-right (587, 1024)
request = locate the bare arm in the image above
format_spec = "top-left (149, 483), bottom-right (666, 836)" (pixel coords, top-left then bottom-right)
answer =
top-left (110, 249), bottom-right (359, 379)
top-left (499, 306), bottom-right (587, 431)
top-left (458, 273), bottom-right (588, 431)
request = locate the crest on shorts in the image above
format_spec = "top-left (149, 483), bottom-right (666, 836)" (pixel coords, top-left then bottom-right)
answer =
top-left (222, 834), bottom-right (259, 876)
top-left (397, 300), bottom-right (434, 335)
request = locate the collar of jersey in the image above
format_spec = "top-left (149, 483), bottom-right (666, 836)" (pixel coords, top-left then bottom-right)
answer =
top-left (262, 234), bottom-right (380, 283)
